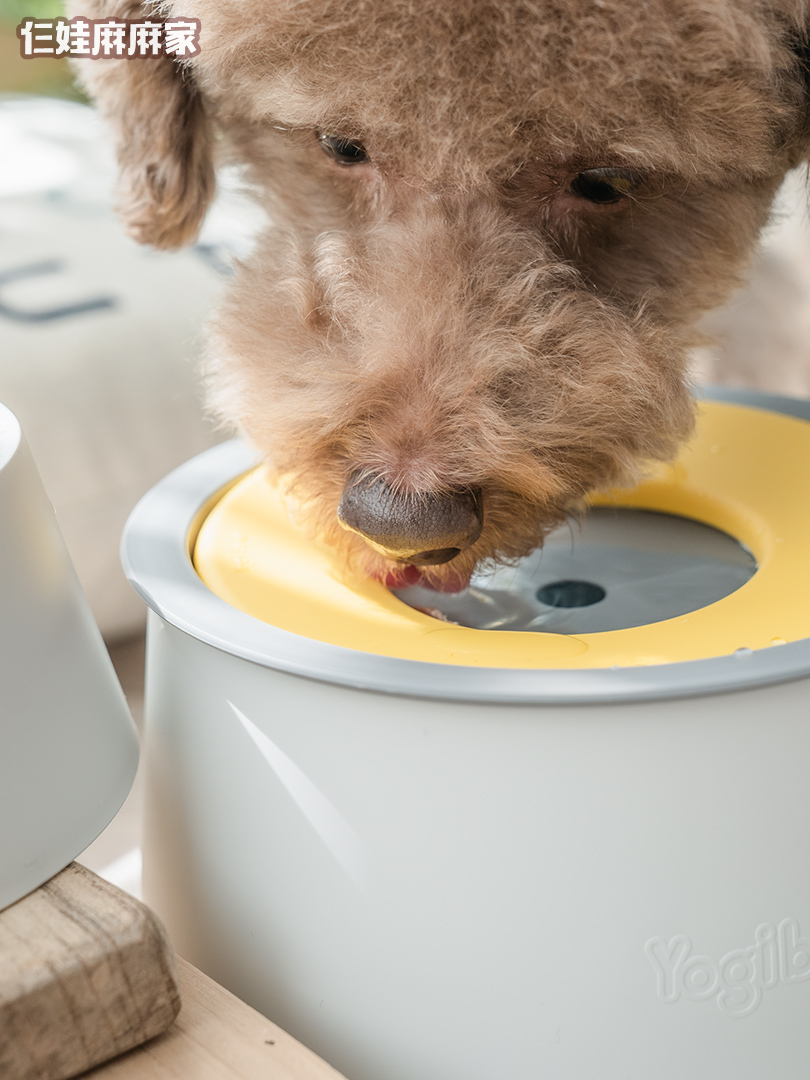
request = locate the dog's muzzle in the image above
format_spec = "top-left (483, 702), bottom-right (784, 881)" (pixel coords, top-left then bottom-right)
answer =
top-left (337, 473), bottom-right (483, 565)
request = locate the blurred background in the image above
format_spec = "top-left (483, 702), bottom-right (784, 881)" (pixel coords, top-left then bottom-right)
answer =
top-left (0, 0), bottom-right (81, 99)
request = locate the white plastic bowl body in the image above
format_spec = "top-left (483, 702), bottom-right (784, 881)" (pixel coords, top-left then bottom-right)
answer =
top-left (124, 390), bottom-right (810, 1080)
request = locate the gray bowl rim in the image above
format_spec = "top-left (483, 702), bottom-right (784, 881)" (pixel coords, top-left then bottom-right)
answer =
top-left (121, 387), bottom-right (810, 705)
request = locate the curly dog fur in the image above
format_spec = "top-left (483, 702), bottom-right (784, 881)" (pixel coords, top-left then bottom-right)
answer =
top-left (73, 0), bottom-right (810, 589)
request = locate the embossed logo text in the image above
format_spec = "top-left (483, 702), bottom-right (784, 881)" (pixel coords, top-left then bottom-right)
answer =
top-left (645, 919), bottom-right (810, 1017)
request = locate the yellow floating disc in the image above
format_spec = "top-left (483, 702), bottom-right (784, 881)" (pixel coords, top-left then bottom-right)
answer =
top-left (193, 402), bottom-right (810, 668)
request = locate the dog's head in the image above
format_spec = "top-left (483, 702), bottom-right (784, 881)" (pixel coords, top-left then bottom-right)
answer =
top-left (76, 0), bottom-right (810, 588)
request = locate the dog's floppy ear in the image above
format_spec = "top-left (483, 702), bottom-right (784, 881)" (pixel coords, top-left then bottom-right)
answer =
top-left (70, 1), bottom-right (214, 249)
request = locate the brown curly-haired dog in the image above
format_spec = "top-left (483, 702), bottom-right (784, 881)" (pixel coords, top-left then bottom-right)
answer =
top-left (74, 0), bottom-right (810, 591)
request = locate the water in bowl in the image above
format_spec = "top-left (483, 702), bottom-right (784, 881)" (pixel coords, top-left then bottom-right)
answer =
top-left (391, 507), bottom-right (757, 634)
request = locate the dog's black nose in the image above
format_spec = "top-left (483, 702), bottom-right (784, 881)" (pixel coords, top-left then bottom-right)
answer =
top-left (337, 473), bottom-right (483, 564)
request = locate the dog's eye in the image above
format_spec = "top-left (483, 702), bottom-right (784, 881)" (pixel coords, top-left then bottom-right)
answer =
top-left (318, 133), bottom-right (369, 166)
top-left (570, 167), bottom-right (641, 204)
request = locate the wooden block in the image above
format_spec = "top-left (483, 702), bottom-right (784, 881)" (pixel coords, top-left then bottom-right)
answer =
top-left (0, 862), bottom-right (181, 1080)
top-left (83, 957), bottom-right (349, 1080)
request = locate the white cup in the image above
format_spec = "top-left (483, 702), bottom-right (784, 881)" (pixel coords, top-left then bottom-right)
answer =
top-left (0, 402), bottom-right (138, 910)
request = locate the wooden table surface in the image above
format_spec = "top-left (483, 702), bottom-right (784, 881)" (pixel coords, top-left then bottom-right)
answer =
top-left (84, 957), bottom-right (349, 1080)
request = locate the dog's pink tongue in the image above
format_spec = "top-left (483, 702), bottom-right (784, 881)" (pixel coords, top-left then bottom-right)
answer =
top-left (424, 569), bottom-right (471, 593)
top-left (382, 565), bottom-right (422, 588)
top-left (381, 565), bottom-right (471, 592)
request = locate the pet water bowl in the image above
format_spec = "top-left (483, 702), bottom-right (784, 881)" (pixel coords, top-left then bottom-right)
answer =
top-left (123, 388), bottom-right (810, 1080)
